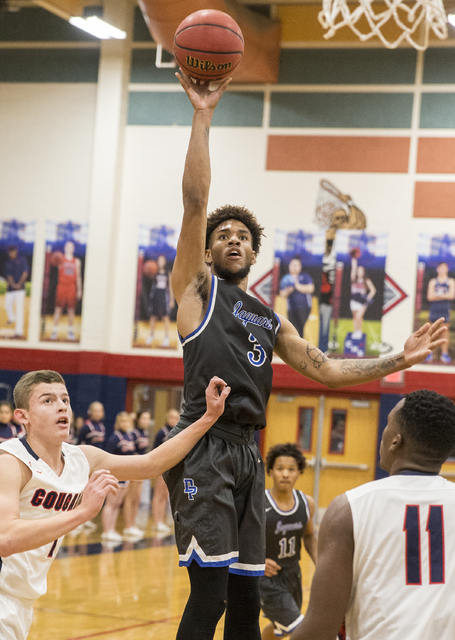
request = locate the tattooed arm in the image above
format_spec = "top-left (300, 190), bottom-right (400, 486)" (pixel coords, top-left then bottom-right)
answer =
top-left (274, 315), bottom-right (448, 388)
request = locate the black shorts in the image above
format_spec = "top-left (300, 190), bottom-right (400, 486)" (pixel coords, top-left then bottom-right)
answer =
top-left (259, 563), bottom-right (303, 636)
top-left (163, 420), bottom-right (265, 576)
top-left (149, 289), bottom-right (170, 319)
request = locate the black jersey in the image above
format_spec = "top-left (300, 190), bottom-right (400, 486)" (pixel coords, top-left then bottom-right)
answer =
top-left (180, 275), bottom-right (281, 428)
top-left (265, 489), bottom-right (310, 569)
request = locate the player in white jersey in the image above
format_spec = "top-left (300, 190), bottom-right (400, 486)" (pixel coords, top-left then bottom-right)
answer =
top-left (291, 388), bottom-right (455, 640)
top-left (0, 370), bottom-right (230, 640)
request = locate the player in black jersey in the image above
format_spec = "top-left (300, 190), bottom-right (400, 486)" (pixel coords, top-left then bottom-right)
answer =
top-left (167, 70), bottom-right (448, 640)
top-left (260, 444), bottom-right (317, 639)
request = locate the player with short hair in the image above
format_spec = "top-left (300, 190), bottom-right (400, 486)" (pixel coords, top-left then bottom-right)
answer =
top-left (167, 70), bottom-right (447, 640)
top-left (260, 443), bottom-right (316, 639)
top-left (280, 257), bottom-right (315, 339)
top-left (0, 369), bottom-right (230, 640)
top-left (291, 389), bottom-right (455, 640)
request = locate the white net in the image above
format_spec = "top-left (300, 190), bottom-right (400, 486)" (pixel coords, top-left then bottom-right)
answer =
top-left (319, 0), bottom-right (448, 50)
top-left (315, 179), bottom-right (351, 230)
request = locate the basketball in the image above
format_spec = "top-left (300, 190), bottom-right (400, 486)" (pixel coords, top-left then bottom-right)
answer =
top-left (49, 251), bottom-right (64, 267)
top-left (174, 10), bottom-right (244, 81)
top-left (143, 259), bottom-right (158, 278)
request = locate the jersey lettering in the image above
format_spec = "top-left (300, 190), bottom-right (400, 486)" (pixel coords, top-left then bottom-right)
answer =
top-left (247, 333), bottom-right (266, 367)
top-left (183, 478), bottom-right (198, 500)
top-left (404, 504), bottom-right (445, 585)
top-left (30, 489), bottom-right (79, 512)
top-left (47, 539), bottom-right (58, 558)
top-left (278, 535), bottom-right (297, 560)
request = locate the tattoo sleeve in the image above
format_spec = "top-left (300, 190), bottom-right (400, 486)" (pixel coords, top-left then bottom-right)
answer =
top-left (339, 353), bottom-right (406, 378)
top-left (307, 345), bottom-right (329, 370)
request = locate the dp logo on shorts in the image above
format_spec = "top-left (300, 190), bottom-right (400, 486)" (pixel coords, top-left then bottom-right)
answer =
top-left (183, 478), bottom-right (198, 500)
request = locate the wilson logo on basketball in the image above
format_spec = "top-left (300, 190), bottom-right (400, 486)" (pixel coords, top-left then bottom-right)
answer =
top-left (185, 55), bottom-right (232, 72)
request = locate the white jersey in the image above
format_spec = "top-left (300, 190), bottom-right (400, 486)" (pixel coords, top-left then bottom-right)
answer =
top-left (0, 438), bottom-right (90, 604)
top-left (346, 473), bottom-right (455, 640)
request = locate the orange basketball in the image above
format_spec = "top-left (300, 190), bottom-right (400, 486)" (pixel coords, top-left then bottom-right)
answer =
top-left (174, 10), bottom-right (244, 81)
top-left (49, 251), bottom-right (64, 267)
top-left (143, 259), bottom-right (158, 278)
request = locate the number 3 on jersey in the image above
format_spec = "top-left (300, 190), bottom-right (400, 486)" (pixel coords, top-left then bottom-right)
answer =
top-left (247, 334), bottom-right (266, 367)
top-left (404, 505), bottom-right (445, 585)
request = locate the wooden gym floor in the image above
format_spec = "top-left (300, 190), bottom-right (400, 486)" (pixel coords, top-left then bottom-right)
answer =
top-left (28, 509), bottom-right (316, 640)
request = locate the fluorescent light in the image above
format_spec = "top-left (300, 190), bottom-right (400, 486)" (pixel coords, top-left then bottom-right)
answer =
top-left (69, 16), bottom-right (126, 39)
top-left (448, 13), bottom-right (455, 27)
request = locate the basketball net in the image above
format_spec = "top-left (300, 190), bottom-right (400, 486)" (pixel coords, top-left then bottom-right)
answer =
top-left (315, 179), bottom-right (353, 230)
top-left (319, 0), bottom-right (448, 50)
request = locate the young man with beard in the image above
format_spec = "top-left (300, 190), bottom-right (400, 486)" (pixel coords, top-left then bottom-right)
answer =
top-left (166, 71), bottom-right (448, 640)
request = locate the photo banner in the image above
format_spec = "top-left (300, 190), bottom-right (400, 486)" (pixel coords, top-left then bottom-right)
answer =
top-left (40, 221), bottom-right (88, 343)
top-left (0, 219), bottom-right (35, 341)
top-left (415, 233), bottom-right (455, 365)
top-left (133, 224), bottom-right (178, 350)
top-left (273, 229), bottom-right (325, 347)
top-left (328, 230), bottom-right (387, 358)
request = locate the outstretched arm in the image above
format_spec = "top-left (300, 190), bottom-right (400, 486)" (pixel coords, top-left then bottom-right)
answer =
top-left (84, 377), bottom-right (231, 480)
top-left (172, 72), bottom-right (231, 306)
top-left (274, 315), bottom-right (448, 389)
top-left (0, 459), bottom-right (118, 556)
top-left (291, 495), bottom-right (353, 640)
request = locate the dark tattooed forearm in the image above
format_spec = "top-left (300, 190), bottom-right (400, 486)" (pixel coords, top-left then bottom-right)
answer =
top-left (307, 345), bottom-right (329, 370)
top-left (339, 353), bottom-right (405, 378)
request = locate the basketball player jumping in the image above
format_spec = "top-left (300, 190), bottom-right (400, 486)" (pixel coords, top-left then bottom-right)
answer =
top-left (291, 389), bottom-right (455, 640)
top-left (0, 370), bottom-right (230, 640)
top-left (165, 70), bottom-right (447, 640)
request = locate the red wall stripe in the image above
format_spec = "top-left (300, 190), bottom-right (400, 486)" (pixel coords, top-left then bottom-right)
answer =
top-left (413, 182), bottom-right (455, 218)
top-left (266, 135), bottom-right (410, 173)
top-left (417, 138), bottom-right (455, 174)
top-left (0, 347), bottom-right (453, 398)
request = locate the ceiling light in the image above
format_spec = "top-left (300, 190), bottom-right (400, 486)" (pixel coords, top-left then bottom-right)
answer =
top-left (448, 13), bottom-right (455, 27)
top-left (69, 15), bottom-right (126, 39)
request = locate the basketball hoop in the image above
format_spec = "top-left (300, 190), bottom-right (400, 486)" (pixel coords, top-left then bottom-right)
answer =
top-left (318, 0), bottom-right (448, 50)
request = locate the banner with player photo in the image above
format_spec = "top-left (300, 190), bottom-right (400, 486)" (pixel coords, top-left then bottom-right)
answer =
top-left (0, 219), bottom-right (34, 341)
top-left (133, 224), bottom-right (178, 350)
top-left (40, 221), bottom-right (88, 343)
top-left (273, 229), bottom-right (325, 347)
top-left (327, 230), bottom-right (387, 358)
top-left (414, 234), bottom-right (455, 365)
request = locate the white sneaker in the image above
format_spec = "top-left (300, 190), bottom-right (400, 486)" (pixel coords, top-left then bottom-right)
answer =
top-left (162, 335), bottom-right (170, 347)
top-left (68, 524), bottom-right (85, 536)
top-left (145, 334), bottom-right (154, 345)
top-left (50, 329), bottom-right (58, 340)
top-left (123, 526), bottom-right (145, 538)
top-left (155, 522), bottom-right (172, 534)
top-left (67, 329), bottom-right (76, 340)
top-left (83, 520), bottom-right (98, 532)
top-left (101, 530), bottom-right (123, 542)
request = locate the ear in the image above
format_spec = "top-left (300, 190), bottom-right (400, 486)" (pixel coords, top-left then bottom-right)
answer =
top-left (14, 408), bottom-right (29, 429)
top-left (205, 248), bottom-right (212, 265)
top-left (251, 251), bottom-right (257, 265)
top-left (390, 433), bottom-right (403, 451)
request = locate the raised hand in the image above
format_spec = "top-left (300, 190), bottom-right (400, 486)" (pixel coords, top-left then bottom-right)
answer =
top-left (176, 69), bottom-right (232, 111)
top-left (404, 317), bottom-right (448, 365)
top-left (205, 376), bottom-right (231, 420)
top-left (79, 469), bottom-right (119, 521)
